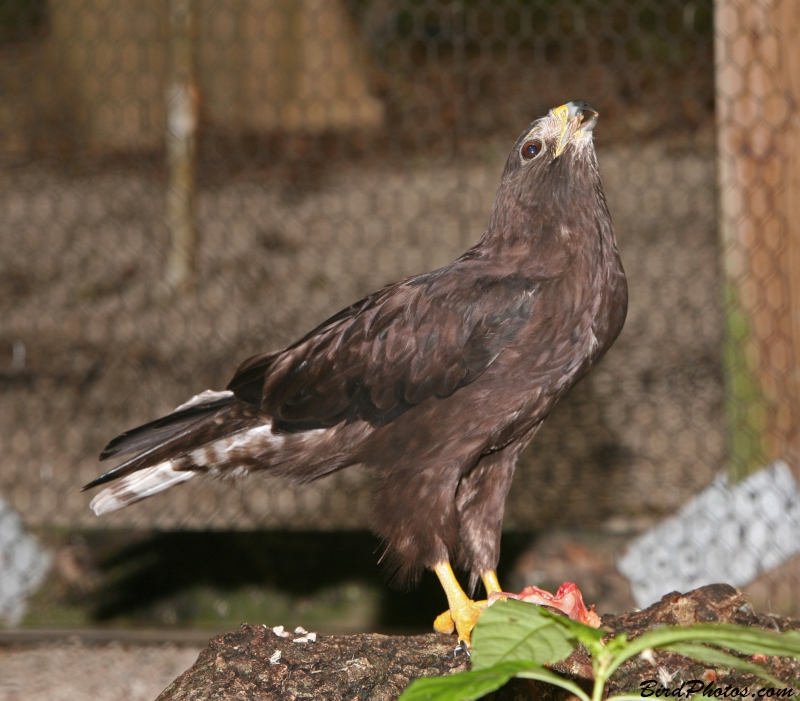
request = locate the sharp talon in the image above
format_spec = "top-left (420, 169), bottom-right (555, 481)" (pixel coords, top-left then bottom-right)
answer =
top-left (455, 640), bottom-right (471, 657)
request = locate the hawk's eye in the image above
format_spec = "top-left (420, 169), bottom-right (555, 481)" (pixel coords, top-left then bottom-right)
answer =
top-left (521, 139), bottom-right (542, 159)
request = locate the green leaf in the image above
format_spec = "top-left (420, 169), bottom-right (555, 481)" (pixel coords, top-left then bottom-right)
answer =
top-left (515, 666), bottom-right (592, 701)
top-left (607, 624), bottom-right (800, 678)
top-left (661, 642), bottom-right (785, 687)
top-left (605, 633), bottom-right (629, 654)
top-left (538, 607), bottom-right (607, 655)
top-left (398, 662), bottom-right (531, 701)
top-left (398, 661), bottom-right (593, 701)
top-left (471, 599), bottom-right (578, 670)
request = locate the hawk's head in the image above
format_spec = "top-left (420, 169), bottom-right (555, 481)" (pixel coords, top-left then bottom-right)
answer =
top-left (487, 101), bottom-right (605, 243)
top-left (512, 100), bottom-right (599, 166)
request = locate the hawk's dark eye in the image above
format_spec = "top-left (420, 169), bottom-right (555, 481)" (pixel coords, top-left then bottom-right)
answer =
top-left (521, 139), bottom-right (542, 159)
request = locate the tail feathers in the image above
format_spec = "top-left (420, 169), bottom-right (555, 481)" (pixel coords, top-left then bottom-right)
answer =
top-left (85, 392), bottom-right (259, 492)
top-left (101, 390), bottom-right (237, 461)
top-left (90, 462), bottom-right (195, 515)
top-left (85, 390), bottom-right (365, 514)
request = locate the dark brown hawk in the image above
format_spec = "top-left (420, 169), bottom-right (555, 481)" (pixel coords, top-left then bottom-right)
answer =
top-left (85, 101), bottom-right (627, 644)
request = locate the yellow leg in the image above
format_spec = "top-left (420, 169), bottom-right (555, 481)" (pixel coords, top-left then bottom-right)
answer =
top-left (431, 562), bottom-right (490, 644)
top-left (481, 569), bottom-right (502, 596)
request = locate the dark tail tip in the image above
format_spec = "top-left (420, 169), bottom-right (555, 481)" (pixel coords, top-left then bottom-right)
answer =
top-left (82, 466), bottom-right (126, 491)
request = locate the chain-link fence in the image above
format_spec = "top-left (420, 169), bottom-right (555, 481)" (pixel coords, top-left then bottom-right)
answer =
top-left (1, 0), bottom-right (799, 621)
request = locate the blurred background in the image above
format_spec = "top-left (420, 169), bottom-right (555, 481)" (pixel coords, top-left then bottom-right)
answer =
top-left (1, 0), bottom-right (799, 653)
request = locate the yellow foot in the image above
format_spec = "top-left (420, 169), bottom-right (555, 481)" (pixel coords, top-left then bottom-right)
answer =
top-left (433, 598), bottom-right (488, 643)
top-left (432, 562), bottom-right (498, 645)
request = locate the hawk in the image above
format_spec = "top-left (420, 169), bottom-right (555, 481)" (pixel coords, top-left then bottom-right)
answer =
top-left (85, 101), bottom-right (627, 644)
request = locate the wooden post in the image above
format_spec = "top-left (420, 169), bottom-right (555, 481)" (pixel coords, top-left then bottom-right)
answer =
top-left (715, 0), bottom-right (800, 479)
top-left (164, 0), bottom-right (199, 294)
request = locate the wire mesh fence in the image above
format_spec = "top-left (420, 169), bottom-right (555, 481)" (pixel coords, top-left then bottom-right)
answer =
top-left (1, 0), bottom-right (799, 621)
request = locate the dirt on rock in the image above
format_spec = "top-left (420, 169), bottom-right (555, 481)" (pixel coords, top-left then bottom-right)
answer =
top-left (158, 584), bottom-right (800, 701)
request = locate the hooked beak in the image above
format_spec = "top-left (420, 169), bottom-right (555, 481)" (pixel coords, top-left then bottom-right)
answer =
top-left (553, 101), bottom-right (599, 158)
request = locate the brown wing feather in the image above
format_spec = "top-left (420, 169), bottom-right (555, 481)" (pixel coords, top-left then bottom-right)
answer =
top-left (225, 266), bottom-right (547, 430)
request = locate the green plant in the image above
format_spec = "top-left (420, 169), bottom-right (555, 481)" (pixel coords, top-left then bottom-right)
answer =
top-left (400, 599), bottom-right (800, 701)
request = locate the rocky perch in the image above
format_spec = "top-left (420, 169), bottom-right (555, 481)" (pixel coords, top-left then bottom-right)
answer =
top-left (158, 584), bottom-right (800, 700)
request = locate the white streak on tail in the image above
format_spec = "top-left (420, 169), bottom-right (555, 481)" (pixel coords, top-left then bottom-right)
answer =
top-left (90, 419), bottom-right (332, 515)
top-left (90, 462), bottom-right (195, 515)
top-left (174, 389), bottom-right (234, 412)
top-left (226, 423), bottom-right (279, 452)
